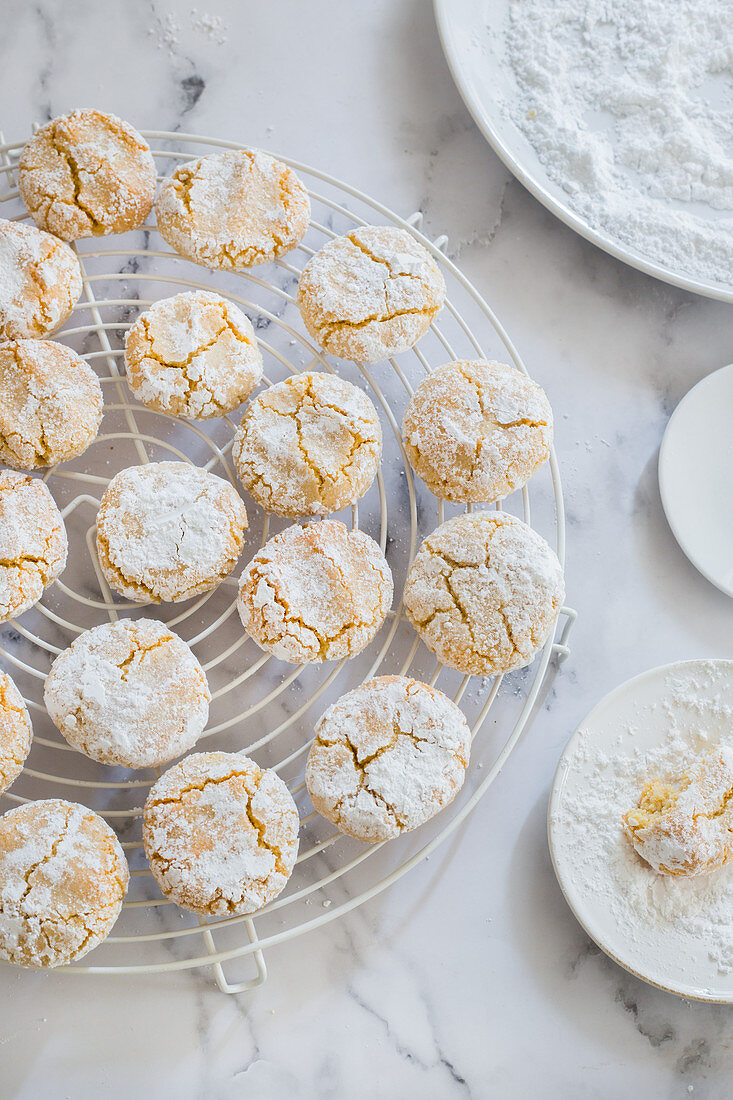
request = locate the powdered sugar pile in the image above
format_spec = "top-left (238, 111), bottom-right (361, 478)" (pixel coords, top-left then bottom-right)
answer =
top-left (503, 0), bottom-right (733, 287)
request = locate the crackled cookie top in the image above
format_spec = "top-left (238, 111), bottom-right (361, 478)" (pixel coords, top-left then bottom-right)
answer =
top-left (18, 108), bottom-right (157, 240)
top-left (403, 511), bottom-right (564, 677)
top-left (0, 339), bottom-right (103, 469)
top-left (96, 461), bottom-right (248, 604)
top-left (0, 218), bottom-right (82, 341)
top-left (125, 291), bottom-right (263, 418)
top-left (0, 469), bottom-right (68, 623)
top-left (156, 149), bottom-right (310, 268)
top-left (0, 671), bottom-right (32, 795)
top-left (143, 751), bottom-right (299, 916)
top-left (306, 676), bottom-right (471, 843)
top-left (237, 520), bottom-right (393, 664)
top-left (623, 747), bottom-right (733, 877)
top-left (44, 618), bottom-right (210, 769)
top-left (233, 371), bottom-right (382, 517)
top-left (0, 799), bottom-right (129, 968)
top-left (402, 360), bottom-right (553, 502)
top-left (297, 225), bottom-right (446, 363)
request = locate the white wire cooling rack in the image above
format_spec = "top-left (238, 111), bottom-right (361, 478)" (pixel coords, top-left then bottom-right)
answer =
top-left (0, 129), bottom-right (576, 993)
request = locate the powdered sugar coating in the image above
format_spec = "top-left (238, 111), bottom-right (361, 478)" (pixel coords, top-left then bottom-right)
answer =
top-left (19, 108), bottom-right (157, 240)
top-left (0, 798), bottom-right (129, 967)
top-left (306, 676), bottom-right (471, 843)
top-left (44, 618), bottom-right (210, 769)
top-left (96, 460), bottom-right (248, 603)
top-left (0, 339), bottom-right (103, 469)
top-left (233, 371), bottom-right (382, 517)
top-left (143, 751), bottom-right (299, 916)
top-left (124, 291), bottom-right (263, 418)
top-left (403, 511), bottom-right (564, 676)
top-left (0, 672), bottom-right (32, 794)
top-left (297, 225), bottom-right (446, 363)
top-left (0, 218), bottom-right (82, 340)
top-left (0, 470), bottom-right (68, 623)
top-left (156, 149), bottom-right (310, 269)
top-left (238, 520), bottom-right (393, 664)
top-left (402, 360), bottom-right (553, 502)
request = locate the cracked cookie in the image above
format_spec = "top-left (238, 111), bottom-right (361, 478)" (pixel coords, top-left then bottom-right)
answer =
top-left (623, 747), bottom-right (733, 876)
top-left (238, 519), bottom-right (393, 664)
top-left (124, 291), bottom-right (263, 418)
top-left (297, 225), bottom-right (445, 363)
top-left (0, 339), bottom-right (103, 469)
top-left (233, 371), bottom-right (382, 517)
top-left (96, 460), bottom-right (248, 603)
top-left (403, 511), bottom-right (564, 676)
top-left (306, 676), bottom-right (471, 843)
top-left (156, 149), bottom-right (310, 268)
top-left (0, 671), bottom-right (32, 794)
top-left (0, 798), bottom-right (129, 967)
top-left (44, 618), bottom-right (210, 769)
top-left (402, 360), bottom-right (553, 502)
top-left (18, 108), bottom-right (157, 240)
top-left (143, 751), bottom-right (299, 916)
top-left (0, 470), bottom-right (67, 623)
top-left (0, 218), bottom-right (82, 340)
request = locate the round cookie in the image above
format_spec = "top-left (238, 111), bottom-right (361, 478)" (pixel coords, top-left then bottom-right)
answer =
top-left (156, 149), bottom-right (310, 268)
top-left (297, 225), bottom-right (445, 363)
top-left (18, 108), bottom-right (157, 240)
top-left (0, 799), bottom-right (129, 967)
top-left (44, 618), bottom-right (210, 769)
top-left (96, 461), bottom-right (248, 603)
top-left (0, 217), bottom-right (82, 340)
top-left (0, 339), bottom-right (103, 469)
top-left (124, 291), bottom-right (263, 418)
top-left (143, 751), bottom-right (299, 916)
top-left (233, 371), bottom-right (382, 517)
top-left (0, 470), bottom-right (67, 623)
top-left (402, 360), bottom-right (553, 502)
top-left (306, 676), bottom-right (471, 843)
top-left (238, 520), bottom-right (393, 664)
top-left (0, 671), bottom-right (32, 794)
top-left (403, 511), bottom-right (564, 676)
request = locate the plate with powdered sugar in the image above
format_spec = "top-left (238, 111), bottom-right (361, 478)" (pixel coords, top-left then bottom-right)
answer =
top-left (549, 659), bottom-right (733, 1002)
top-left (434, 0), bottom-right (733, 302)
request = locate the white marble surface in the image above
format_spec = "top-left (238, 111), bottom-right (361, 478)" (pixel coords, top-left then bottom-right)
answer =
top-left (1, 1), bottom-right (733, 1096)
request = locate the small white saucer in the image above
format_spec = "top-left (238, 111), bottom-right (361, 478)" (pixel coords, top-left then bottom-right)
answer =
top-left (659, 363), bottom-right (733, 597)
top-left (549, 659), bottom-right (733, 1002)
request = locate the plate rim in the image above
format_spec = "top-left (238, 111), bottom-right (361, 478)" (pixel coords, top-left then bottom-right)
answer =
top-left (433, 0), bottom-right (733, 305)
top-left (548, 657), bottom-right (733, 1003)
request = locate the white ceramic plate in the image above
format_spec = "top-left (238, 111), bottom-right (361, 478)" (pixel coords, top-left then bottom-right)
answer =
top-left (433, 0), bottom-right (733, 303)
top-left (549, 659), bottom-right (733, 1002)
top-left (659, 364), bottom-right (733, 598)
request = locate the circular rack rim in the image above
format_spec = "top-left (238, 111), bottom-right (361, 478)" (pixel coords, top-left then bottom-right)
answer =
top-left (0, 128), bottom-right (575, 992)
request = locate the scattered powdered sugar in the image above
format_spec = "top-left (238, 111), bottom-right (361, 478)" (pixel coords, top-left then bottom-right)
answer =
top-left (552, 661), bottom-right (733, 980)
top-left (502, 0), bottom-right (733, 287)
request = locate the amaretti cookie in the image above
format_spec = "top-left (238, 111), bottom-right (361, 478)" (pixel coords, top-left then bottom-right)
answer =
top-left (143, 751), bottom-right (299, 916)
top-left (297, 225), bottom-right (445, 363)
top-left (306, 676), bottom-right (471, 843)
top-left (18, 108), bottom-right (157, 240)
top-left (0, 218), bottom-right (82, 340)
top-left (0, 339), bottom-right (103, 469)
top-left (402, 360), bottom-right (553, 502)
top-left (233, 371), bottom-right (382, 516)
top-left (237, 520), bottom-right (393, 663)
top-left (124, 291), bottom-right (263, 418)
top-left (0, 671), bottom-right (32, 794)
top-left (44, 618), bottom-right (210, 769)
top-left (0, 799), bottom-right (129, 967)
top-left (156, 149), bottom-right (310, 268)
top-left (403, 511), bottom-right (564, 676)
top-left (0, 470), bottom-right (67, 622)
top-left (96, 461), bottom-right (248, 603)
